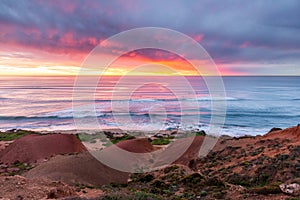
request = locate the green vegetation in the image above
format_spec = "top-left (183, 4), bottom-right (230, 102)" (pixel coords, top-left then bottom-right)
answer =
top-left (133, 191), bottom-right (163, 200)
top-left (184, 130), bottom-right (206, 138)
top-left (227, 173), bottom-right (251, 186)
top-left (78, 132), bottom-right (135, 144)
top-left (78, 132), bottom-right (106, 143)
top-left (110, 135), bottom-right (135, 144)
top-left (181, 173), bottom-right (204, 185)
top-left (195, 130), bottom-right (206, 136)
top-left (136, 174), bottom-right (154, 183)
top-left (151, 138), bottom-right (171, 145)
top-left (0, 129), bottom-right (38, 141)
top-left (250, 183), bottom-right (282, 195)
top-left (6, 161), bottom-right (32, 176)
top-left (163, 165), bottom-right (179, 174)
top-left (73, 182), bottom-right (99, 190)
top-left (100, 163), bottom-right (231, 200)
top-left (100, 191), bottom-right (163, 200)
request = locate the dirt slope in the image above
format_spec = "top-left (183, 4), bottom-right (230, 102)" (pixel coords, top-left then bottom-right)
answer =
top-left (24, 152), bottom-right (129, 186)
top-left (0, 134), bottom-right (87, 164)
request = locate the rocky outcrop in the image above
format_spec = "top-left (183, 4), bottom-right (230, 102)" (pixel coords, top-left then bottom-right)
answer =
top-left (280, 183), bottom-right (300, 196)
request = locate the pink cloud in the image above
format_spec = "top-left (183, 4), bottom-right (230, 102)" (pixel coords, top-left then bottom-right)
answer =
top-left (240, 41), bottom-right (251, 48)
top-left (192, 34), bottom-right (205, 42)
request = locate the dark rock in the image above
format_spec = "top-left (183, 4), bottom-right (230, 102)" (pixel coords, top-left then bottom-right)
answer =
top-left (15, 195), bottom-right (23, 200)
top-left (46, 185), bottom-right (76, 199)
top-left (268, 127), bottom-right (282, 133)
top-left (195, 130), bottom-right (206, 136)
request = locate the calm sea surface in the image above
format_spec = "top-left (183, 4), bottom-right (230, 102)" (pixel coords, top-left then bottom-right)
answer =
top-left (0, 76), bottom-right (299, 136)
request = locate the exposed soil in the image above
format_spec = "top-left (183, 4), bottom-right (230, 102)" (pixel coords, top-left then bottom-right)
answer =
top-left (0, 134), bottom-right (87, 165)
top-left (24, 152), bottom-right (130, 187)
top-left (24, 138), bottom-right (159, 186)
top-left (174, 136), bottom-right (204, 166)
top-left (0, 175), bottom-right (77, 200)
top-left (116, 137), bottom-right (156, 153)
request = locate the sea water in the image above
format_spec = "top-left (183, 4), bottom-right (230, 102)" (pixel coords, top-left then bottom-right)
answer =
top-left (0, 76), bottom-right (299, 136)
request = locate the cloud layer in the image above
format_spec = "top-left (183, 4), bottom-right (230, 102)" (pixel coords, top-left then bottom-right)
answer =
top-left (0, 0), bottom-right (300, 75)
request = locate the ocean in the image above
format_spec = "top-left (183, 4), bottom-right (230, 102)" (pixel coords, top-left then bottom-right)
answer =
top-left (0, 76), bottom-right (299, 136)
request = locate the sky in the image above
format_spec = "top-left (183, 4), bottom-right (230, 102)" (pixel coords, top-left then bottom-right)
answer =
top-left (0, 0), bottom-right (300, 76)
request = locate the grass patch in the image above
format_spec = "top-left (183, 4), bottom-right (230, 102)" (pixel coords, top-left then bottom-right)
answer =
top-left (110, 135), bottom-right (135, 144)
top-left (78, 132), bottom-right (106, 143)
top-left (0, 129), bottom-right (38, 141)
top-left (151, 138), bottom-right (171, 145)
top-left (195, 130), bottom-right (206, 136)
top-left (78, 132), bottom-right (135, 144)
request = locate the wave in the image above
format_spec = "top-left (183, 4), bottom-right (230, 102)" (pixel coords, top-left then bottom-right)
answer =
top-left (103, 96), bottom-right (242, 102)
top-left (226, 112), bottom-right (300, 118)
top-left (197, 96), bottom-right (241, 101)
top-left (29, 96), bottom-right (244, 104)
top-left (0, 111), bottom-right (203, 121)
top-left (0, 115), bottom-right (73, 120)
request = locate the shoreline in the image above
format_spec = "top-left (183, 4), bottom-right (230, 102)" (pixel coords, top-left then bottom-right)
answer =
top-left (1, 127), bottom-right (271, 138)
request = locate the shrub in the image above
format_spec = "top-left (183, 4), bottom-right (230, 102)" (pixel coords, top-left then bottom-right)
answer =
top-left (250, 184), bottom-right (281, 195)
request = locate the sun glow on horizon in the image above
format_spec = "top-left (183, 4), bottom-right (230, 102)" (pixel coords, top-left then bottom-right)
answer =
top-left (0, 47), bottom-right (245, 76)
top-left (0, 62), bottom-right (246, 77)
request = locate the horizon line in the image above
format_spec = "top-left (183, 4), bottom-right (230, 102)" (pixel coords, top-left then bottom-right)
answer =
top-left (0, 75), bottom-right (300, 77)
